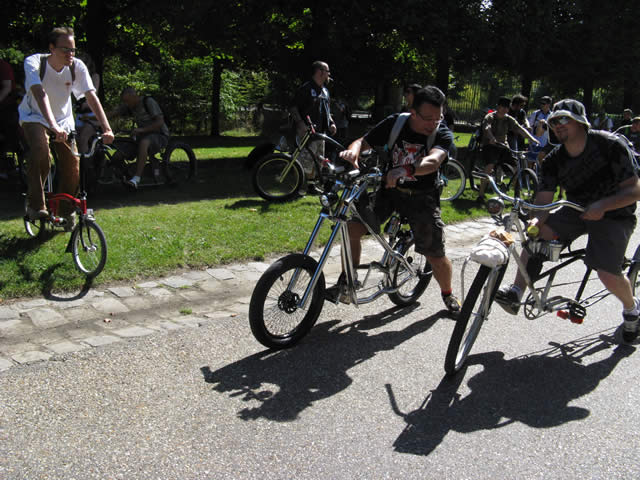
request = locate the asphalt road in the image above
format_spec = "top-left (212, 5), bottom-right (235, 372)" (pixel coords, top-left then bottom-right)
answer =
top-left (1, 227), bottom-right (639, 479)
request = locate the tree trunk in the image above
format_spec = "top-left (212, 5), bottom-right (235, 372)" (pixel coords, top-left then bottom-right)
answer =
top-left (583, 77), bottom-right (594, 117)
top-left (210, 60), bottom-right (222, 137)
top-left (84, 0), bottom-right (109, 100)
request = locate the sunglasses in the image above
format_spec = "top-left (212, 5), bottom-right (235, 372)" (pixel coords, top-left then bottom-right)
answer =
top-left (56, 46), bottom-right (77, 54)
top-left (548, 116), bottom-right (571, 127)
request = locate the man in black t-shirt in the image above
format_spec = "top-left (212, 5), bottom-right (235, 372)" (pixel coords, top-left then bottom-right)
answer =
top-left (289, 61), bottom-right (336, 177)
top-left (334, 86), bottom-right (461, 314)
top-left (495, 99), bottom-right (640, 343)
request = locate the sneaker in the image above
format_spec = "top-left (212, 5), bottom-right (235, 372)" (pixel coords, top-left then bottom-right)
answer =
top-left (27, 206), bottom-right (49, 221)
top-left (443, 293), bottom-right (461, 315)
top-left (494, 286), bottom-right (521, 315)
top-left (125, 177), bottom-right (139, 189)
top-left (622, 312), bottom-right (639, 343)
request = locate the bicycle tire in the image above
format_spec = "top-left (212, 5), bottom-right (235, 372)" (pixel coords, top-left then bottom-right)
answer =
top-left (444, 264), bottom-right (505, 375)
top-left (248, 253), bottom-right (325, 349)
top-left (23, 196), bottom-right (45, 238)
top-left (388, 238), bottom-right (432, 306)
top-left (439, 159), bottom-right (466, 201)
top-left (71, 219), bottom-right (107, 278)
top-left (162, 142), bottom-right (197, 184)
top-left (252, 153), bottom-right (304, 202)
top-left (513, 168), bottom-right (538, 206)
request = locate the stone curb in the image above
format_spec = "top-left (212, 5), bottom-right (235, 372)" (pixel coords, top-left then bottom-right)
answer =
top-left (0, 217), bottom-right (497, 372)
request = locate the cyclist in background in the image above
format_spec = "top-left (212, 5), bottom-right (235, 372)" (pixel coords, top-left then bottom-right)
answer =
top-left (494, 99), bottom-right (640, 343)
top-left (109, 87), bottom-right (170, 189)
top-left (476, 96), bottom-right (541, 202)
top-left (19, 27), bottom-right (113, 225)
top-left (615, 116), bottom-right (640, 153)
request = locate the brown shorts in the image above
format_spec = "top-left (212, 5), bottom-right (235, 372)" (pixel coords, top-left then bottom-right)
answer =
top-left (355, 188), bottom-right (446, 257)
top-left (545, 207), bottom-right (636, 275)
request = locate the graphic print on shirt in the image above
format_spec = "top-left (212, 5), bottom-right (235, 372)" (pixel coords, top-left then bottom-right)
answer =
top-left (391, 141), bottom-right (424, 182)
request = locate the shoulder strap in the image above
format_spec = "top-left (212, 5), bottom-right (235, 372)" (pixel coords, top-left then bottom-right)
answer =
top-left (385, 113), bottom-right (410, 152)
top-left (39, 54), bottom-right (75, 82)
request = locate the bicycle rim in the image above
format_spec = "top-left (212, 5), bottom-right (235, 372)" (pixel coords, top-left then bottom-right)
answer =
top-left (253, 154), bottom-right (303, 201)
top-left (72, 220), bottom-right (107, 277)
top-left (440, 160), bottom-right (466, 201)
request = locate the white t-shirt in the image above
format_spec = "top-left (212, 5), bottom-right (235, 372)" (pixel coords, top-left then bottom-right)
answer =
top-left (19, 54), bottom-right (94, 132)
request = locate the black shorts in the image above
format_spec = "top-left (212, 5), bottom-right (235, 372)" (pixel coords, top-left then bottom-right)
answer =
top-left (545, 207), bottom-right (636, 275)
top-left (354, 188), bottom-right (446, 257)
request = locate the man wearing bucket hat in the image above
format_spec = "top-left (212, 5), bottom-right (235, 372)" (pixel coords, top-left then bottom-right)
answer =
top-left (495, 98), bottom-right (640, 343)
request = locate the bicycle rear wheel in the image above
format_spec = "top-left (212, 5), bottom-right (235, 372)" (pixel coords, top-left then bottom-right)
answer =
top-left (444, 264), bottom-right (505, 375)
top-left (513, 168), bottom-right (538, 206)
top-left (388, 238), bottom-right (432, 306)
top-left (248, 253), bottom-right (325, 349)
top-left (439, 159), bottom-right (466, 201)
top-left (71, 219), bottom-right (107, 278)
top-left (252, 153), bottom-right (304, 202)
top-left (162, 142), bottom-right (197, 184)
top-left (23, 196), bottom-right (45, 238)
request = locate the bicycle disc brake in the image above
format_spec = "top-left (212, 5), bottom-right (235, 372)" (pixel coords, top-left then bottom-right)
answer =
top-left (278, 290), bottom-right (300, 314)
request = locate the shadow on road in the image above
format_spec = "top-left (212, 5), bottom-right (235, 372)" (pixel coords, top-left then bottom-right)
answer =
top-left (200, 303), bottom-right (450, 422)
top-left (388, 329), bottom-right (635, 456)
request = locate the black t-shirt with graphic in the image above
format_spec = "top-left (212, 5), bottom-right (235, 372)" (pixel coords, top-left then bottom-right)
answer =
top-left (539, 130), bottom-right (637, 218)
top-left (364, 113), bottom-right (453, 192)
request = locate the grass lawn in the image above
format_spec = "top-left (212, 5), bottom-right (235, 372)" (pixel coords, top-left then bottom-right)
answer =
top-left (0, 133), bottom-right (485, 300)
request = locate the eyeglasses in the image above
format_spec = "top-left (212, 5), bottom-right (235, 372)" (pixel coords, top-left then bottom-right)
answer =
top-left (548, 116), bottom-right (571, 127)
top-left (56, 46), bottom-right (77, 54)
top-left (320, 69), bottom-right (330, 73)
top-left (415, 110), bottom-right (443, 124)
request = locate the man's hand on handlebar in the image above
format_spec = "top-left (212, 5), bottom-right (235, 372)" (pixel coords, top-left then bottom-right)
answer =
top-left (101, 129), bottom-right (115, 145)
top-left (385, 167), bottom-right (407, 189)
top-left (580, 200), bottom-right (606, 221)
top-left (339, 148), bottom-right (360, 169)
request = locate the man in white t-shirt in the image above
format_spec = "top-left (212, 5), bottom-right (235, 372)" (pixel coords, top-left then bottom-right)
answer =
top-left (19, 26), bottom-right (114, 225)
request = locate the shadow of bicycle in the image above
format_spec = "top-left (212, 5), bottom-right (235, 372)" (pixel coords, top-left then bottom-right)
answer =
top-left (388, 329), bottom-right (634, 456)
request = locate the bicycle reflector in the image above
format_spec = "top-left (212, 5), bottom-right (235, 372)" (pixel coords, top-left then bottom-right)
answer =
top-left (486, 197), bottom-right (504, 216)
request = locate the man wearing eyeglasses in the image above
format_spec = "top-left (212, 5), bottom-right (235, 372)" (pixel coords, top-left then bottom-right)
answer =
top-left (289, 61), bottom-right (336, 178)
top-left (495, 99), bottom-right (640, 343)
top-left (332, 86), bottom-right (462, 314)
top-left (19, 26), bottom-right (114, 227)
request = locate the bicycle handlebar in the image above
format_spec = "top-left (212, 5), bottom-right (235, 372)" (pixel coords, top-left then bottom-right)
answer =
top-left (473, 171), bottom-right (585, 213)
top-left (75, 134), bottom-right (105, 159)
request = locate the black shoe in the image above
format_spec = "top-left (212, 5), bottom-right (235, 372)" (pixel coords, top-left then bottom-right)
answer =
top-left (494, 286), bottom-right (520, 315)
top-left (476, 195), bottom-right (486, 204)
top-left (622, 312), bottom-right (639, 343)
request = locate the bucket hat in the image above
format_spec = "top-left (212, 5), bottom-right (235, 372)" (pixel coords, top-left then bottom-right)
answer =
top-left (548, 99), bottom-right (591, 128)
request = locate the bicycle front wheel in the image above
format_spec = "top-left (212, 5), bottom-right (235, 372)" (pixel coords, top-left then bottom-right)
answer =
top-left (248, 253), bottom-right (325, 349)
top-left (253, 153), bottom-right (304, 202)
top-left (628, 261), bottom-right (640, 296)
top-left (388, 239), bottom-right (432, 306)
top-left (163, 142), bottom-right (197, 184)
top-left (444, 264), bottom-right (504, 375)
top-left (71, 219), bottom-right (107, 278)
top-left (439, 159), bottom-right (466, 201)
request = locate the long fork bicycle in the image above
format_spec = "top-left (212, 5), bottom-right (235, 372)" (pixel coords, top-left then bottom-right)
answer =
top-left (23, 134), bottom-right (108, 278)
top-left (251, 117), bottom-right (379, 202)
top-left (444, 172), bottom-right (640, 375)
top-left (248, 164), bottom-right (433, 349)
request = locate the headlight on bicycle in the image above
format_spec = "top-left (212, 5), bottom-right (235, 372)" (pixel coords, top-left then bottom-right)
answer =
top-left (486, 197), bottom-right (504, 216)
top-left (320, 192), bottom-right (338, 208)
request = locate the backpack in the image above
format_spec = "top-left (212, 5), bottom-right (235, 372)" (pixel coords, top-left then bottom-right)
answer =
top-left (39, 54), bottom-right (75, 82)
top-left (385, 113), bottom-right (438, 154)
top-left (141, 95), bottom-right (171, 131)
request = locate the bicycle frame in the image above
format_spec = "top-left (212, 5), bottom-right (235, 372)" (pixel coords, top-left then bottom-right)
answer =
top-left (293, 170), bottom-right (420, 310)
top-left (279, 121), bottom-right (346, 184)
top-left (464, 173), bottom-right (599, 318)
